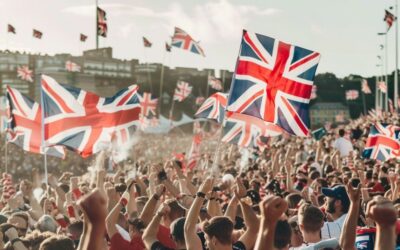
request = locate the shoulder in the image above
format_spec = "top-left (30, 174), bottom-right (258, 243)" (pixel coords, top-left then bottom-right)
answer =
top-left (233, 241), bottom-right (246, 250)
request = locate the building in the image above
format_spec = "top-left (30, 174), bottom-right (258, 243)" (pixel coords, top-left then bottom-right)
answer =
top-left (309, 102), bottom-right (350, 127)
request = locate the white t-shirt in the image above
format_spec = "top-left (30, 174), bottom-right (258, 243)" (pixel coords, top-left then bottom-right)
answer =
top-left (289, 238), bottom-right (339, 250)
top-left (321, 213), bottom-right (347, 240)
top-left (333, 137), bottom-right (353, 157)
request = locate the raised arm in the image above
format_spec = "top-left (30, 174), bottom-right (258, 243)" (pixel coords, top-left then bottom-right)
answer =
top-left (105, 187), bottom-right (125, 238)
top-left (184, 177), bottom-right (213, 250)
top-left (139, 184), bottom-right (164, 226)
top-left (142, 202), bottom-right (170, 249)
top-left (339, 182), bottom-right (360, 250)
top-left (224, 195), bottom-right (239, 222)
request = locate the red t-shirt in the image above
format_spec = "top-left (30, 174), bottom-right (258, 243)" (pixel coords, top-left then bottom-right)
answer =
top-left (109, 225), bottom-right (176, 250)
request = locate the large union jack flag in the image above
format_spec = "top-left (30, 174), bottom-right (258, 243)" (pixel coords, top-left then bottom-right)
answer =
top-left (139, 92), bottom-right (158, 116)
top-left (222, 111), bottom-right (282, 148)
top-left (362, 123), bottom-right (400, 162)
top-left (171, 27), bottom-right (205, 57)
top-left (6, 86), bottom-right (65, 158)
top-left (227, 30), bottom-right (321, 136)
top-left (195, 92), bottom-right (227, 123)
top-left (41, 75), bottom-right (141, 157)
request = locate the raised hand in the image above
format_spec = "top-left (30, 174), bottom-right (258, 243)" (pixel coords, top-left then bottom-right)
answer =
top-left (199, 177), bottom-right (214, 194)
top-left (260, 195), bottom-right (288, 225)
top-left (346, 182), bottom-right (361, 203)
top-left (235, 177), bottom-right (247, 198)
top-left (366, 196), bottom-right (397, 227)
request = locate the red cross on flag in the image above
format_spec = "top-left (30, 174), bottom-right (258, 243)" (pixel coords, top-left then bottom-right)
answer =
top-left (173, 81), bottom-right (192, 102)
top-left (139, 92), bottom-right (158, 116)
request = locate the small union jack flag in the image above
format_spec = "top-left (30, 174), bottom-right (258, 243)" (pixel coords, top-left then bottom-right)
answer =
top-left (97, 7), bottom-right (107, 37)
top-left (222, 111), bottom-right (282, 148)
top-left (362, 123), bottom-right (400, 161)
top-left (138, 114), bottom-right (149, 130)
top-left (187, 133), bottom-right (202, 170)
top-left (41, 75), bottom-right (141, 157)
top-left (227, 30), bottom-right (321, 137)
top-left (208, 75), bottom-right (223, 90)
top-left (17, 66), bottom-right (33, 82)
top-left (80, 33), bottom-right (88, 42)
top-left (173, 81), bottom-right (192, 102)
top-left (378, 81), bottom-right (387, 93)
top-left (139, 92), bottom-right (158, 116)
top-left (171, 27), bottom-right (205, 56)
top-left (143, 37), bottom-right (152, 47)
top-left (346, 90), bottom-right (359, 100)
top-left (65, 60), bottom-right (81, 72)
top-left (361, 79), bottom-right (371, 94)
top-left (195, 92), bottom-right (227, 123)
top-left (6, 86), bottom-right (65, 158)
top-left (384, 10), bottom-right (396, 30)
top-left (33, 29), bottom-right (42, 39)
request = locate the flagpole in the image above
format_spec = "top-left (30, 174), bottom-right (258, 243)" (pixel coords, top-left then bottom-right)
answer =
top-left (159, 51), bottom-right (166, 115)
top-left (385, 33), bottom-right (389, 112)
top-left (375, 75), bottom-right (379, 111)
top-left (395, 1), bottom-right (399, 111)
top-left (40, 75), bottom-right (48, 186)
top-left (96, 0), bottom-right (99, 50)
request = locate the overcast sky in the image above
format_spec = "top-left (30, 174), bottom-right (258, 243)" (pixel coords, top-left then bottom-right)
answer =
top-left (0, 0), bottom-right (397, 77)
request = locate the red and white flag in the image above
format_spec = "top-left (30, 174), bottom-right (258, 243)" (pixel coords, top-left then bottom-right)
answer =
top-left (173, 81), bottom-right (192, 102)
top-left (139, 92), bottom-right (158, 116)
top-left (346, 90), bottom-right (359, 100)
top-left (65, 60), bottom-right (81, 72)
top-left (378, 81), bottom-right (387, 93)
top-left (208, 75), bottom-right (222, 90)
top-left (384, 10), bottom-right (396, 30)
top-left (17, 66), bottom-right (33, 82)
top-left (361, 79), bottom-right (372, 94)
top-left (187, 134), bottom-right (202, 170)
top-left (97, 7), bottom-right (107, 37)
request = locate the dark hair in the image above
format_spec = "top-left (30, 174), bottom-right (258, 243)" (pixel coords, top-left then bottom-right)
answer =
top-left (285, 193), bottom-right (303, 209)
top-left (170, 217), bottom-right (185, 243)
top-left (165, 200), bottom-right (185, 221)
top-left (339, 129), bottom-right (345, 137)
top-left (203, 216), bottom-right (233, 245)
top-left (0, 223), bottom-right (16, 243)
top-left (309, 170), bottom-right (320, 180)
top-left (274, 220), bottom-right (291, 249)
top-left (298, 204), bottom-right (324, 233)
top-left (39, 236), bottom-right (74, 250)
top-left (366, 170), bottom-right (373, 180)
top-left (58, 184), bottom-right (70, 194)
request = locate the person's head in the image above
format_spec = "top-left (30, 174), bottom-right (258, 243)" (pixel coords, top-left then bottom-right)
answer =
top-left (203, 216), bottom-right (233, 250)
top-left (39, 236), bottom-right (74, 250)
top-left (165, 199), bottom-right (185, 224)
top-left (23, 230), bottom-right (54, 250)
top-left (35, 215), bottom-right (58, 233)
top-left (322, 185), bottom-right (350, 216)
top-left (0, 223), bottom-right (17, 243)
top-left (288, 216), bottom-right (303, 248)
top-left (298, 203), bottom-right (324, 234)
top-left (285, 193), bottom-right (303, 209)
top-left (338, 129), bottom-right (345, 137)
top-left (170, 217), bottom-right (185, 246)
top-left (274, 220), bottom-right (291, 250)
top-left (67, 220), bottom-right (83, 247)
top-left (8, 212), bottom-right (29, 237)
top-left (127, 218), bottom-right (145, 236)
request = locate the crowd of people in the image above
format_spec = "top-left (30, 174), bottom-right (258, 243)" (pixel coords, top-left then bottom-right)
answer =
top-left (0, 112), bottom-right (398, 250)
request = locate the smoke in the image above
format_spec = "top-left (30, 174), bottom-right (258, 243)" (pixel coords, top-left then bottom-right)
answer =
top-left (110, 133), bottom-right (140, 164)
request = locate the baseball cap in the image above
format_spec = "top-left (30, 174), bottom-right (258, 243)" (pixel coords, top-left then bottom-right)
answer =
top-left (322, 185), bottom-right (350, 208)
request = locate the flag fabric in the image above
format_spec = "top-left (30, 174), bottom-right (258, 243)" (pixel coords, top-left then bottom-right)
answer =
top-left (361, 79), bottom-right (372, 94)
top-left (33, 29), bottom-right (42, 39)
top-left (311, 85), bottom-right (317, 99)
top-left (97, 7), bottom-right (107, 37)
top-left (6, 86), bottom-right (65, 158)
top-left (139, 114), bottom-right (149, 130)
top-left (41, 75), bottom-right (141, 157)
top-left (378, 81), bottom-right (387, 93)
top-left (17, 66), bottom-right (33, 82)
top-left (187, 133), bottom-right (202, 170)
top-left (171, 27), bottom-right (205, 56)
top-left (362, 123), bottom-right (400, 161)
top-left (384, 10), bottom-right (396, 30)
top-left (7, 24), bottom-right (15, 34)
top-left (80, 34), bottom-right (88, 42)
top-left (65, 60), bottom-right (81, 72)
top-left (312, 127), bottom-right (327, 141)
top-left (208, 75), bottom-right (223, 90)
top-left (227, 30), bottom-right (320, 137)
top-left (166, 42), bottom-right (172, 52)
top-left (0, 96), bottom-right (8, 132)
top-left (173, 81), bottom-right (192, 102)
top-left (143, 37), bottom-right (152, 47)
top-left (139, 92), bottom-right (158, 116)
top-left (195, 96), bottom-right (205, 105)
top-left (195, 92), bottom-right (227, 123)
top-left (222, 111), bottom-right (283, 148)
top-left (346, 90), bottom-right (359, 100)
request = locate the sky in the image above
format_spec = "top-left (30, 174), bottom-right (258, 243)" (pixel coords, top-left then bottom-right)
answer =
top-left (0, 0), bottom-right (397, 78)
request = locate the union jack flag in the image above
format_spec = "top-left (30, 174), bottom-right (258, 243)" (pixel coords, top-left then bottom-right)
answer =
top-left (139, 92), bottom-right (157, 116)
top-left (362, 123), bottom-right (400, 161)
top-left (361, 79), bottom-right (371, 94)
top-left (17, 66), bottom-right (33, 82)
top-left (173, 81), bottom-right (192, 102)
top-left (346, 90), bottom-right (359, 100)
top-left (41, 75), bottom-right (141, 157)
top-left (65, 60), bottom-right (81, 72)
top-left (80, 34), bottom-right (87, 42)
top-left (6, 86), bottom-right (65, 158)
top-left (33, 29), bottom-right (42, 39)
top-left (0, 96), bottom-right (8, 132)
top-left (97, 7), bottom-right (107, 37)
top-left (187, 133), bottom-right (202, 170)
top-left (143, 37), bottom-right (152, 47)
top-left (208, 75), bottom-right (223, 90)
top-left (195, 92), bottom-right (227, 123)
top-left (171, 27), bottom-right (205, 56)
top-left (384, 10), bottom-right (396, 30)
top-left (227, 30), bottom-right (321, 136)
top-left (222, 111), bottom-right (282, 148)
top-left (138, 114), bottom-right (149, 130)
